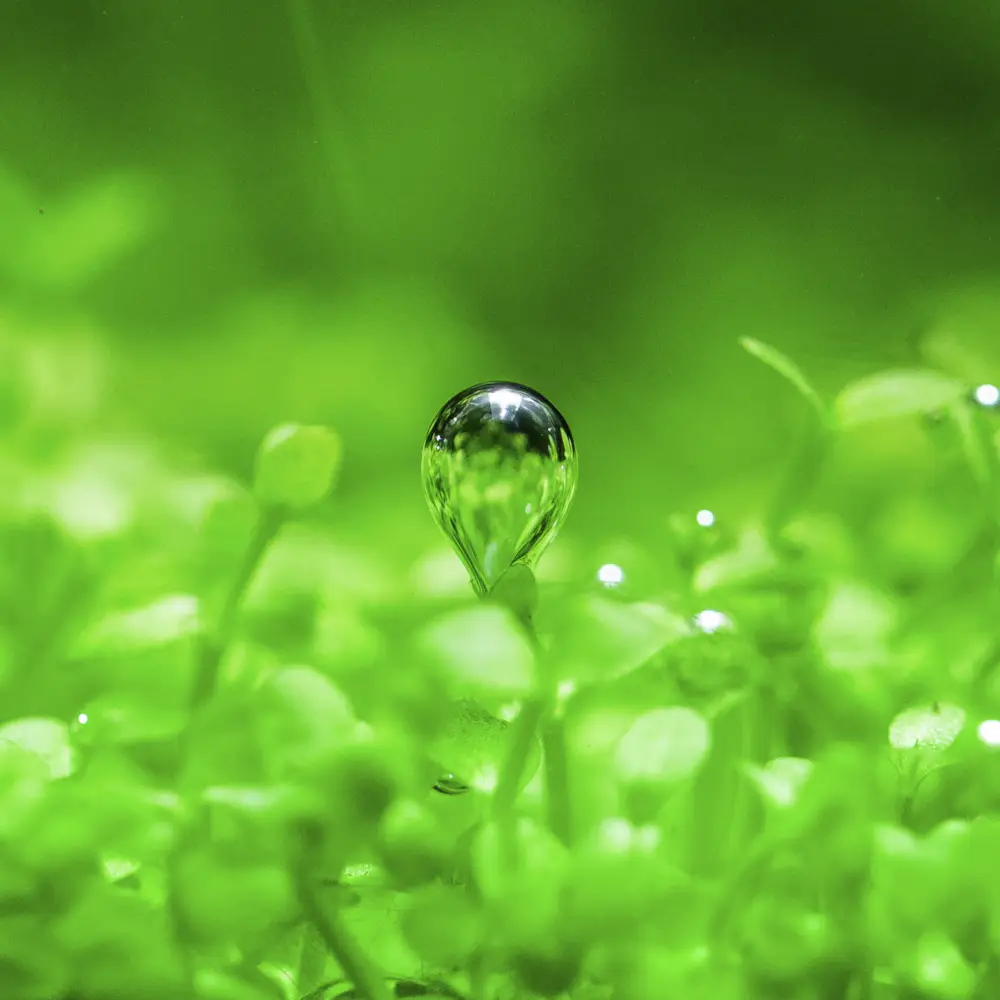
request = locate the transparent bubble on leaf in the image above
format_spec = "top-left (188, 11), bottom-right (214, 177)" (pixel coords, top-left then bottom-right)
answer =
top-left (432, 772), bottom-right (470, 796)
top-left (422, 382), bottom-right (577, 596)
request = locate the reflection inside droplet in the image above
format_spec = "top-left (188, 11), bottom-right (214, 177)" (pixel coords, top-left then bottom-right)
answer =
top-left (974, 384), bottom-right (1000, 407)
top-left (978, 719), bottom-right (1000, 746)
top-left (696, 509), bottom-right (716, 527)
top-left (597, 563), bottom-right (625, 587)
top-left (422, 382), bottom-right (578, 595)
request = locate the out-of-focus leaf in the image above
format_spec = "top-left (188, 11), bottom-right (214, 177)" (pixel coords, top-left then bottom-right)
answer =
top-left (693, 530), bottom-right (779, 594)
top-left (0, 717), bottom-right (73, 779)
top-left (740, 337), bottom-right (825, 419)
top-left (254, 665), bottom-right (356, 778)
top-left (414, 604), bottom-right (536, 700)
top-left (812, 581), bottom-right (897, 671)
top-left (545, 596), bottom-right (690, 683)
top-left (835, 370), bottom-right (965, 428)
top-left (743, 757), bottom-right (813, 809)
top-left (14, 174), bottom-right (157, 291)
top-left (615, 707), bottom-right (711, 785)
top-left (74, 594), bottom-right (200, 658)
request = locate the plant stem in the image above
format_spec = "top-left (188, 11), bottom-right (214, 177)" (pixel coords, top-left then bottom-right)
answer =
top-left (765, 419), bottom-right (829, 544)
top-left (297, 922), bottom-right (328, 998)
top-left (293, 863), bottom-right (392, 1000)
top-left (541, 717), bottom-right (572, 846)
top-left (168, 507), bottom-right (284, 990)
top-left (493, 695), bottom-right (546, 819)
top-left (189, 507), bottom-right (283, 711)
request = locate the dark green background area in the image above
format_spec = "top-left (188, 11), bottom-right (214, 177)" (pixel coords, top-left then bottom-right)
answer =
top-left (3, 0), bottom-right (1000, 563)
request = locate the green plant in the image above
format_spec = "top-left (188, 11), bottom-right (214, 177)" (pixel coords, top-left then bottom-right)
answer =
top-left (2, 336), bottom-right (1000, 1000)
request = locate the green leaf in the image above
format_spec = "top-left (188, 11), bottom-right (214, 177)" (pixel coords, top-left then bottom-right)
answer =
top-left (74, 594), bottom-right (200, 657)
top-left (546, 596), bottom-right (690, 683)
top-left (16, 173), bottom-right (157, 291)
top-left (889, 703), bottom-right (966, 751)
top-left (911, 931), bottom-right (975, 999)
top-left (0, 717), bottom-right (73, 778)
top-left (254, 423), bottom-right (342, 510)
top-left (743, 757), bottom-right (813, 809)
top-left (693, 529), bottom-right (779, 594)
top-left (812, 581), bottom-right (897, 671)
top-left (615, 707), bottom-right (711, 785)
top-left (400, 883), bottom-right (481, 968)
top-left (834, 369), bottom-right (965, 428)
top-left (254, 665), bottom-right (357, 777)
top-left (740, 337), bottom-right (826, 419)
top-left (414, 605), bottom-right (536, 700)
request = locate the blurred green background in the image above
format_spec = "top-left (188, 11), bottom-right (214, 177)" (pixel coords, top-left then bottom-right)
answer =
top-left (4, 0), bottom-right (1000, 571)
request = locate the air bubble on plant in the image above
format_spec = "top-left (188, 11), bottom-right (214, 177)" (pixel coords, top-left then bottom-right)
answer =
top-left (432, 772), bottom-right (470, 796)
top-left (696, 509), bottom-right (715, 527)
top-left (977, 719), bottom-right (1000, 746)
top-left (422, 382), bottom-right (577, 596)
top-left (597, 562), bottom-right (625, 588)
top-left (973, 383), bottom-right (1000, 408)
top-left (693, 609), bottom-right (732, 634)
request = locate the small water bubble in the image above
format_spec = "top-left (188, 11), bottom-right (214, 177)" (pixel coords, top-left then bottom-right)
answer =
top-left (77, 713), bottom-right (88, 725)
top-left (978, 719), bottom-right (1000, 747)
top-left (696, 509), bottom-right (716, 527)
top-left (422, 382), bottom-right (577, 596)
top-left (694, 609), bottom-right (732, 634)
top-left (597, 563), bottom-right (625, 588)
top-left (974, 383), bottom-right (1000, 408)
top-left (432, 772), bottom-right (470, 796)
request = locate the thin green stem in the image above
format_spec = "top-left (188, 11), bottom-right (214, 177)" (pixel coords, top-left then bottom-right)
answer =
top-left (293, 863), bottom-right (392, 1000)
top-left (169, 507), bottom-right (284, 988)
top-left (492, 695), bottom-right (546, 820)
top-left (541, 718), bottom-right (572, 846)
top-left (297, 922), bottom-right (328, 998)
top-left (190, 507), bottom-right (283, 711)
top-left (765, 419), bottom-right (829, 544)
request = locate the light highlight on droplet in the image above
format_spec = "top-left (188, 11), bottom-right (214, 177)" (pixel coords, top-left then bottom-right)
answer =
top-left (975, 384), bottom-right (1000, 407)
top-left (696, 509), bottom-right (715, 527)
top-left (597, 563), bottom-right (625, 587)
top-left (978, 719), bottom-right (1000, 746)
top-left (694, 609), bottom-right (731, 634)
top-left (77, 713), bottom-right (88, 725)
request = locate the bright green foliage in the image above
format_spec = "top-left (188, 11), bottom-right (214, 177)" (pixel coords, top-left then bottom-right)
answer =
top-left (414, 604), bottom-right (537, 700)
top-left (254, 424), bottom-right (343, 512)
top-left (2, 335), bottom-right (1000, 1000)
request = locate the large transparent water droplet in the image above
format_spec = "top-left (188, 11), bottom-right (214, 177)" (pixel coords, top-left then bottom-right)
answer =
top-left (422, 382), bottom-right (578, 596)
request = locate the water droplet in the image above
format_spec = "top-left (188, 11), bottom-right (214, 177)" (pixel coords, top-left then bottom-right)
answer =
top-left (432, 772), bottom-right (470, 795)
top-left (422, 382), bottom-right (577, 595)
top-left (597, 563), bottom-right (625, 587)
top-left (694, 609), bottom-right (732, 634)
top-left (77, 713), bottom-right (88, 725)
top-left (696, 509), bottom-right (715, 527)
top-left (978, 719), bottom-right (1000, 746)
top-left (974, 383), bottom-right (1000, 408)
